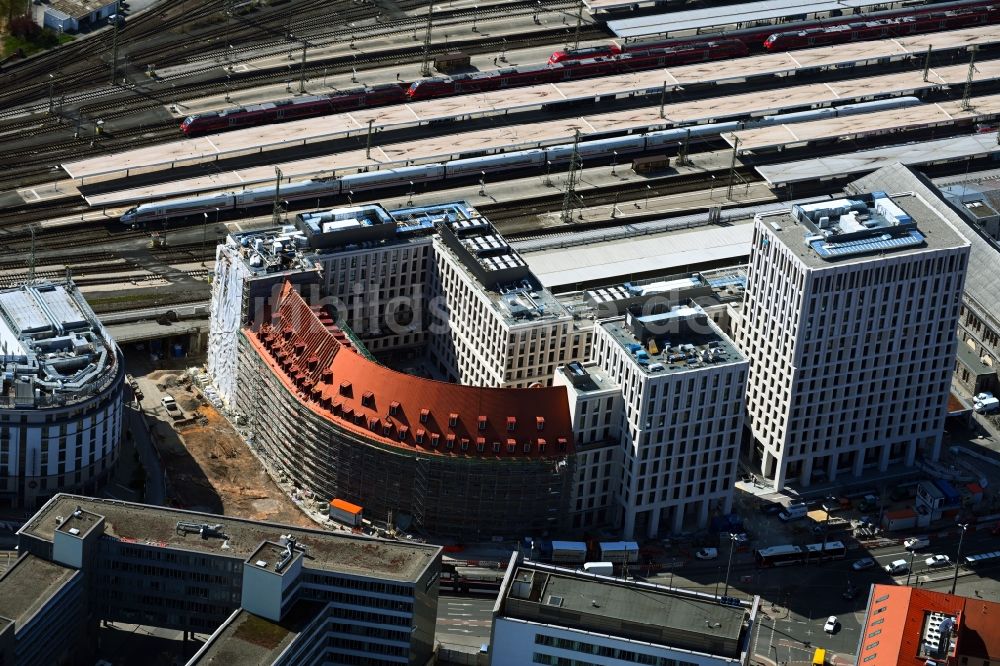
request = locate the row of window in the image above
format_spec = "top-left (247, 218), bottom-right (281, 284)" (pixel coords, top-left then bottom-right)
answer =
top-left (534, 633), bottom-right (701, 666)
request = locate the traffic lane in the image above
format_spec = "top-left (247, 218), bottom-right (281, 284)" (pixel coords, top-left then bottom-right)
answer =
top-left (436, 596), bottom-right (495, 638)
top-left (753, 609), bottom-right (861, 666)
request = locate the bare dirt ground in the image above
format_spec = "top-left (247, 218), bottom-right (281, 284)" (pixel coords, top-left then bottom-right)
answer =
top-left (145, 369), bottom-right (314, 528)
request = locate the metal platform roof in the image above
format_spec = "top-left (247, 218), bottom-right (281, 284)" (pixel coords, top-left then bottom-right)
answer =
top-left (756, 132), bottom-right (1000, 186)
top-left (608, 0), bottom-right (904, 39)
top-left (65, 25), bottom-right (1000, 186)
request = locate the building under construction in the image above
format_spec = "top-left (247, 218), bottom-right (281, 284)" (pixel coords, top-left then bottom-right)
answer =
top-left (208, 202), bottom-right (577, 537)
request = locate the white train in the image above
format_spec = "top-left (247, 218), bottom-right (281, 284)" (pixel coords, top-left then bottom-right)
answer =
top-left (120, 96), bottom-right (921, 225)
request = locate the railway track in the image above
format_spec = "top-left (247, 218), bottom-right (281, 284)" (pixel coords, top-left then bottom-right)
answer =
top-left (0, 10), bottom-right (601, 184)
top-left (483, 166), bottom-right (763, 234)
top-left (0, 0), bottom-right (584, 117)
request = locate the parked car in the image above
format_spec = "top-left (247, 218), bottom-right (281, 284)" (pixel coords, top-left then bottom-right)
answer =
top-left (905, 536), bottom-right (930, 551)
top-left (759, 502), bottom-right (783, 516)
top-left (161, 395), bottom-right (179, 412)
top-left (852, 557), bottom-right (876, 571)
top-left (857, 494), bottom-right (879, 512)
top-left (824, 616), bottom-right (838, 633)
top-left (885, 559), bottom-right (909, 574)
top-left (925, 554), bottom-right (951, 568)
top-left (695, 548), bottom-right (718, 560)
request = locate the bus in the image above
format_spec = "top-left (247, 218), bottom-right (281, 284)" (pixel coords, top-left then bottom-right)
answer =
top-left (964, 550), bottom-right (1000, 568)
top-left (755, 541), bottom-right (847, 567)
top-left (806, 540), bottom-right (848, 562)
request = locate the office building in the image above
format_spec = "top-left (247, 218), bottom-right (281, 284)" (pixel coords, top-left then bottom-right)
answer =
top-left (3, 494), bottom-right (441, 665)
top-left (490, 555), bottom-right (757, 666)
top-left (738, 167), bottom-right (970, 489)
top-left (857, 584), bottom-right (1000, 666)
top-left (592, 303), bottom-right (747, 538)
top-left (0, 280), bottom-right (124, 508)
top-left (935, 178), bottom-right (1000, 399)
top-left (554, 272), bottom-right (749, 537)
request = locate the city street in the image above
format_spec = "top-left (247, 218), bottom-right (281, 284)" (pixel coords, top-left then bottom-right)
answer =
top-left (435, 597), bottom-right (496, 651)
top-left (434, 527), bottom-right (1000, 662)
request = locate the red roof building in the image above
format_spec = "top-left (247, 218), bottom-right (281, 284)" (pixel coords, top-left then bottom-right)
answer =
top-left (236, 281), bottom-right (577, 536)
top-left (858, 584), bottom-right (1000, 666)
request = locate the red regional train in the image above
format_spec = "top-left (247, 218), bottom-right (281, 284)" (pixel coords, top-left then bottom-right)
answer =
top-left (763, 3), bottom-right (1000, 50)
top-left (407, 40), bottom-right (748, 100)
top-left (549, 0), bottom-right (998, 63)
top-left (180, 83), bottom-right (406, 135)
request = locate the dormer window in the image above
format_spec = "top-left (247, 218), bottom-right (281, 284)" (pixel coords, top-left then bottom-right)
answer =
top-left (420, 409), bottom-right (429, 424)
top-left (389, 401), bottom-right (400, 416)
top-left (361, 391), bottom-right (374, 408)
top-left (449, 413), bottom-right (458, 427)
top-left (478, 416), bottom-right (487, 431)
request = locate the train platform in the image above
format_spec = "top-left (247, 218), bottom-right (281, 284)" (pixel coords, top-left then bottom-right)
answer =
top-left (64, 47), bottom-right (1000, 200)
top-left (64, 25), bottom-right (1000, 184)
top-left (80, 59), bottom-right (1000, 209)
top-left (607, 0), bottom-right (915, 39)
top-left (83, 124), bottom-right (740, 209)
top-left (16, 180), bottom-right (80, 204)
top-left (153, 4), bottom-right (586, 81)
top-left (170, 23), bottom-right (999, 122)
top-left (169, 42), bottom-right (579, 118)
top-left (756, 131), bottom-right (1000, 186)
top-left (727, 92), bottom-right (1000, 153)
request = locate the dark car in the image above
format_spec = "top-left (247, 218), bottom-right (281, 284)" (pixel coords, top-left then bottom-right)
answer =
top-left (759, 501), bottom-right (784, 515)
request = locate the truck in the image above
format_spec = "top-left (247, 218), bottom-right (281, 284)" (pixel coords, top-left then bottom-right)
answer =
top-left (582, 562), bottom-right (615, 576)
top-left (598, 541), bottom-right (639, 564)
top-left (550, 541), bottom-right (588, 565)
top-left (974, 396), bottom-right (1000, 414)
top-left (328, 498), bottom-right (363, 527)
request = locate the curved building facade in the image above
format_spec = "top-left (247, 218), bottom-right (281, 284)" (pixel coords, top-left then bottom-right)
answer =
top-left (0, 282), bottom-right (124, 508)
top-left (235, 282), bottom-right (575, 537)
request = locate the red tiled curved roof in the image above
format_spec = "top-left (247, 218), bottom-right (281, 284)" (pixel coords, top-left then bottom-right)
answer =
top-left (245, 282), bottom-right (575, 459)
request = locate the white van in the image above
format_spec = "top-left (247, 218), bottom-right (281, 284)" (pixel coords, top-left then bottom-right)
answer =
top-left (583, 562), bottom-right (614, 576)
top-left (778, 504), bottom-right (808, 522)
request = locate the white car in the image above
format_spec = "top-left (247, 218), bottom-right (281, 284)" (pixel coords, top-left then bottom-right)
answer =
top-left (885, 559), bottom-right (909, 574)
top-left (904, 537), bottom-right (930, 551)
top-left (925, 554), bottom-right (951, 568)
top-left (823, 616), bottom-right (838, 633)
top-left (695, 548), bottom-right (719, 560)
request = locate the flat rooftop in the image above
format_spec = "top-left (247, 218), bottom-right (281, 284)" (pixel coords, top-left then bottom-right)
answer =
top-left (0, 554), bottom-right (78, 629)
top-left (57, 507), bottom-right (103, 538)
top-left (601, 305), bottom-right (745, 376)
top-left (502, 563), bottom-right (747, 657)
top-left (756, 131), bottom-right (1000, 186)
top-left (558, 361), bottom-right (620, 394)
top-left (756, 189), bottom-right (969, 268)
top-left (21, 495), bottom-right (440, 583)
top-left (0, 280), bottom-right (118, 407)
top-left (609, 0), bottom-right (892, 38)
top-left (47, 0), bottom-right (113, 18)
top-left (190, 602), bottom-right (323, 666)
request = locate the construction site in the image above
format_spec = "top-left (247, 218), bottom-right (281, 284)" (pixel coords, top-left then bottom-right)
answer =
top-left (134, 367), bottom-right (315, 529)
